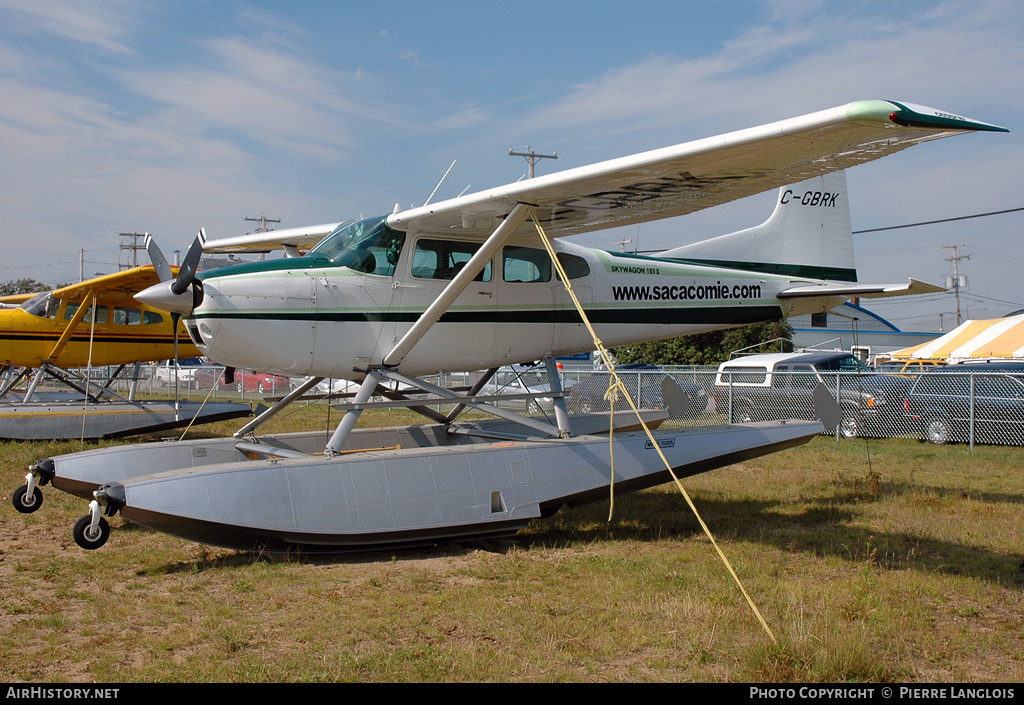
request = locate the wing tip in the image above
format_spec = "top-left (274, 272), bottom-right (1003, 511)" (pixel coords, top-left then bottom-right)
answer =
top-left (847, 100), bottom-right (1008, 133)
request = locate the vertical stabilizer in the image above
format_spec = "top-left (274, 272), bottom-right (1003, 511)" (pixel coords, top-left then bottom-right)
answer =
top-left (658, 171), bottom-right (856, 282)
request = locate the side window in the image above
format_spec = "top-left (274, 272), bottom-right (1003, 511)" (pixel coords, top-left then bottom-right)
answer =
top-left (113, 307), bottom-right (142, 325)
top-left (64, 303), bottom-right (108, 324)
top-left (791, 365), bottom-right (817, 390)
top-left (771, 367), bottom-right (790, 388)
top-left (64, 302), bottom-right (81, 321)
top-left (557, 253), bottom-right (590, 280)
top-left (719, 366), bottom-right (767, 384)
top-left (143, 311), bottom-right (163, 325)
top-left (503, 246), bottom-right (551, 283)
top-left (411, 239), bottom-right (492, 282)
top-left (976, 375), bottom-right (1024, 399)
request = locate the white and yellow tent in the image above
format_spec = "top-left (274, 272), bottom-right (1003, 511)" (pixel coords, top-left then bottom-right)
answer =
top-left (889, 313), bottom-right (1024, 364)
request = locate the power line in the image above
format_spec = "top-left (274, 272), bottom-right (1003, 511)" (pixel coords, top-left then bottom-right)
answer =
top-left (853, 206), bottom-right (1024, 234)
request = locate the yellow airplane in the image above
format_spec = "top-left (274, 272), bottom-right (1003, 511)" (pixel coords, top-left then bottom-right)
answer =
top-left (0, 265), bottom-right (200, 395)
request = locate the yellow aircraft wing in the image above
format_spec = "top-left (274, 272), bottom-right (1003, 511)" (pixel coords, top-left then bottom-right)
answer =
top-left (0, 293), bottom-right (37, 306)
top-left (50, 265), bottom-right (177, 302)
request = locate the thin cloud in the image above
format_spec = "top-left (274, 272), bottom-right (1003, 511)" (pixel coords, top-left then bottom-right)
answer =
top-left (0, 0), bottom-right (137, 54)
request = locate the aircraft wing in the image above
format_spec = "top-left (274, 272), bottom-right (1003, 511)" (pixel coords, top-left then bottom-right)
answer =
top-left (0, 293), bottom-right (38, 306)
top-left (387, 100), bottom-right (1006, 239)
top-left (778, 278), bottom-right (947, 299)
top-left (201, 223), bottom-right (343, 254)
top-left (49, 265), bottom-right (179, 302)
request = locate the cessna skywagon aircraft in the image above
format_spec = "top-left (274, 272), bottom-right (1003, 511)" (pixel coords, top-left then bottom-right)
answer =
top-left (36, 99), bottom-right (1005, 552)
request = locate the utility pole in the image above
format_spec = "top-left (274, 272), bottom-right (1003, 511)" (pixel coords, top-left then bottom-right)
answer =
top-left (943, 243), bottom-right (970, 327)
top-left (509, 146), bottom-right (557, 178)
top-left (119, 231), bottom-right (148, 270)
top-left (245, 215), bottom-right (280, 261)
top-left (245, 214), bottom-right (281, 232)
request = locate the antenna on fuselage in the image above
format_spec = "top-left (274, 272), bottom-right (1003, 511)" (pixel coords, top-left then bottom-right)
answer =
top-left (423, 160), bottom-right (457, 206)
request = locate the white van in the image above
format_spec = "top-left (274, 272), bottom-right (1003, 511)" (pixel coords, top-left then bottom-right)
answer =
top-left (715, 351), bottom-right (899, 438)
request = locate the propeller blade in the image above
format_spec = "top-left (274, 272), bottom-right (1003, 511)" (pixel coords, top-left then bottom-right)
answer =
top-left (171, 228), bottom-right (206, 296)
top-left (144, 234), bottom-right (173, 283)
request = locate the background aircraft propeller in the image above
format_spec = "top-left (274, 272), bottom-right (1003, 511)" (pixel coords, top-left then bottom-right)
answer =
top-left (144, 234), bottom-right (173, 284)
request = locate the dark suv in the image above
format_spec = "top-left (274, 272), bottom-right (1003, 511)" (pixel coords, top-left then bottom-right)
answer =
top-left (903, 363), bottom-right (1024, 445)
top-left (716, 351), bottom-right (909, 438)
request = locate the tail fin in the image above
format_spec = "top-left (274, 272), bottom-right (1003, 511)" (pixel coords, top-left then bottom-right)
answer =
top-left (657, 171), bottom-right (856, 282)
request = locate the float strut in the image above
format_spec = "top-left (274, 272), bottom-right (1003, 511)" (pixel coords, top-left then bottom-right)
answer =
top-left (325, 369), bottom-right (382, 455)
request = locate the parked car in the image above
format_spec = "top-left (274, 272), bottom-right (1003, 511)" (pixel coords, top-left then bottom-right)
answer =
top-left (232, 370), bottom-right (292, 394)
top-left (151, 357), bottom-right (204, 385)
top-left (480, 367), bottom-right (562, 414)
top-left (567, 363), bottom-right (710, 420)
top-left (873, 359), bottom-right (945, 376)
top-left (903, 363), bottom-right (1024, 445)
top-left (715, 352), bottom-right (910, 438)
top-left (307, 377), bottom-right (361, 396)
top-left (190, 364), bottom-right (229, 390)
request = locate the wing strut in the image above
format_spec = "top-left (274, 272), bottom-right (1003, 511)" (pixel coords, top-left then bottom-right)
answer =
top-left (382, 204), bottom-right (529, 368)
top-left (324, 204), bottom-right (530, 455)
top-left (45, 291), bottom-right (94, 362)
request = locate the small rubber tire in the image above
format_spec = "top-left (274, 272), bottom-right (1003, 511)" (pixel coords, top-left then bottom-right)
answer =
top-left (840, 415), bottom-right (860, 439)
top-left (73, 515), bottom-right (110, 550)
top-left (12, 485), bottom-right (43, 514)
top-left (925, 417), bottom-right (950, 445)
top-left (732, 404), bottom-right (754, 424)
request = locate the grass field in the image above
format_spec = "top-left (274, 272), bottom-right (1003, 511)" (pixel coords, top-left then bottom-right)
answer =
top-left (1, 404), bottom-right (1022, 682)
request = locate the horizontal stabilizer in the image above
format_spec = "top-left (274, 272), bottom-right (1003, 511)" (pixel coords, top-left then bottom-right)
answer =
top-left (778, 278), bottom-right (945, 299)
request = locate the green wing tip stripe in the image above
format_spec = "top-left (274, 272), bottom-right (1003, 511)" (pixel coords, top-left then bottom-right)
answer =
top-left (845, 100), bottom-right (1007, 132)
top-left (885, 100), bottom-right (1008, 133)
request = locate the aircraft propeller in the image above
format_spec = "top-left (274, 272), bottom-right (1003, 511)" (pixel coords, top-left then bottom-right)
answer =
top-left (135, 230), bottom-right (205, 317)
top-left (139, 231), bottom-right (233, 385)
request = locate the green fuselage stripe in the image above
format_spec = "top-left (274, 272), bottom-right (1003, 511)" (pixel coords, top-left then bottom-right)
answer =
top-left (663, 258), bottom-right (857, 283)
top-left (194, 305), bottom-right (783, 326)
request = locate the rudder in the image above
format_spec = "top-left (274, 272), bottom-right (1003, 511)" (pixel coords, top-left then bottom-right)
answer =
top-left (657, 171), bottom-right (855, 282)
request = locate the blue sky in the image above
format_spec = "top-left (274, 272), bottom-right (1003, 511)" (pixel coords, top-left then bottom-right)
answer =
top-left (1, 0), bottom-right (1022, 331)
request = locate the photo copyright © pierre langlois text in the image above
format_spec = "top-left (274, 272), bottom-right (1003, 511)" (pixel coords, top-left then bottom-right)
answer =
top-left (749, 687), bottom-right (1016, 700)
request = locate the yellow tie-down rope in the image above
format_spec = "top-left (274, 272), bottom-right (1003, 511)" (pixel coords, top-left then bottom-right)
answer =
top-left (529, 209), bottom-right (777, 643)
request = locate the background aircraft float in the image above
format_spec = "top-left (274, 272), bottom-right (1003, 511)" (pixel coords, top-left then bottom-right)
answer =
top-left (29, 99), bottom-right (1005, 551)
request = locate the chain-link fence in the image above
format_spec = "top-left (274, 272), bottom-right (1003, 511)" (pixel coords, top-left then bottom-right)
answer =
top-left (54, 362), bottom-right (1024, 448)
top-left (560, 365), bottom-right (1024, 448)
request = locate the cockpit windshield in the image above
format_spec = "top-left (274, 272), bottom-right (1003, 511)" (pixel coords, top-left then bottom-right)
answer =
top-left (20, 292), bottom-right (57, 319)
top-left (307, 216), bottom-right (405, 276)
